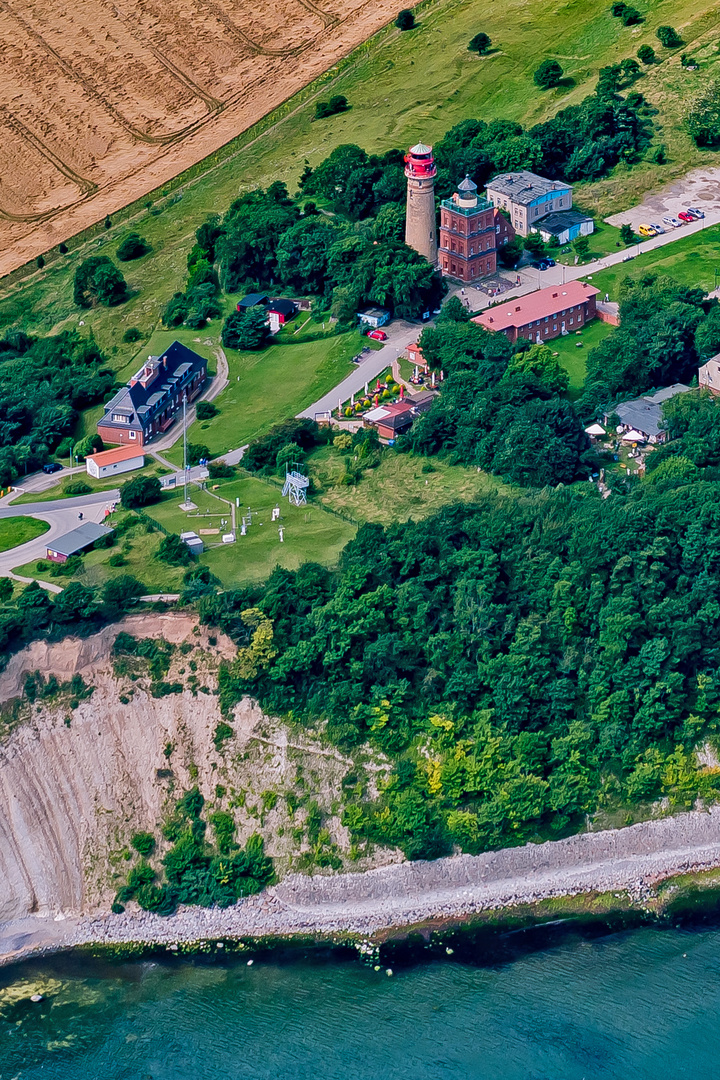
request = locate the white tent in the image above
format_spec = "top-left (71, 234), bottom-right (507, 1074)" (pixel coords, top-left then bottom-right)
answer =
top-left (620, 429), bottom-right (646, 443)
top-left (585, 423), bottom-right (606, 436)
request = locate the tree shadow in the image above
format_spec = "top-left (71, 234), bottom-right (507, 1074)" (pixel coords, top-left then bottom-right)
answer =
top-left (556, 76), bottom-right (577, 91)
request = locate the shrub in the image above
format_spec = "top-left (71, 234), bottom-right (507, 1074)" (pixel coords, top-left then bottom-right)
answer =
top-left (533, 59), bottom-right (563, 89)
top-left (637, 44), bottom-right (655, 63)
top-left (131, 831), bottom-right (156, 856)
top-left (196, 400), bottom-right (218, 420)
top-left (620, 223), bottom-right (636, 244)
top-left (162, 292), bottom-right (189, 328)
top-left (621, 6), bottom-right (641, 24)
top-left (186, 442), bottom-right (209, 466)
top-left (208, 460), bottom-right (234, 479)
top-left (108, 552), bottom-right (127, 567)
top-left (151, 681), bottom-right (183, 697)
top-left (59, 243), bottom-right (68, 254)
top-left (123, 327), bottom-right (142, 343)
top-left (333, 434), bottom-right (352, 450)
top-left (468, 31), bottom-right (491, 53)
top-left (116, 233), bottom-right (151, 261)
top-left (610, 1), bottom-right (626, 13)
top-left (156, 533), bottom-right (193, 566)
top-left (63, 480), bottom-right (91, 495)
top-left (395, 8), bottom-right (415, 29)
top-left (221, 308), bottom-right (269, 350)
top-left (36, 255), bottom-right (45, 269)
top-left (686, 80), bottom-right (720, 148)
top-left (214, 721), bottom-right (234, 750)
top-left (120, 474), bottom-right (161, 509)
top-left (657, 25), bottom-right (682, 47)
top-left (73, 257), bottom-right (128, 308)
top-left (315, 95), bottom-right (350, 119)
top-left (102, 575), bottom-right (144, 613)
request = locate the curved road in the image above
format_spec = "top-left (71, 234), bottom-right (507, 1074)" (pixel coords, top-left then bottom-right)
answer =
top-left (0, 490), bottom-right (119, 579)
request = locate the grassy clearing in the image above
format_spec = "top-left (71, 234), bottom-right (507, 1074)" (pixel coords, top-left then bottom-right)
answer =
top-left (551, 318), bottom-right (615, 395)
top-left (0, 517), bottom-right (48, 552)
top-left (0, 0), bottom-right (716, 373)
top-left (147, 474), bottom-right (356, 585)
top-left (164, 332), bottom-right (360, 465)
top-left (582, 223), bottom-right (720, 298)
top-left (309, 448), bottom-right (507, 524)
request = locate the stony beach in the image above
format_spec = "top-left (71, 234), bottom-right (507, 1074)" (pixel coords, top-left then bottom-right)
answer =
top-left (4, 805), bottom-right (720, 967)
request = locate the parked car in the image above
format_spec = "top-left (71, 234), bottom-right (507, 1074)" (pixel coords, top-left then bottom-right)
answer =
top-left (638, 224), bottom-right (657, 237)
top-left (367, 329), bottom-right (387, 341)
top-left (536, 258), bottom-right (555, 270)
top-left (678, 211), bottom-right (695, 223)
top-left (686, 207), bottom-right (705, 219)
top-left (649, 223), bottom-right (666, 234)
top-left (42, 462), bottom-right (62, 474)
top-left (663, 216), bottom-right (682, 228)
top-left (545, 257), bottom-right (556, 267)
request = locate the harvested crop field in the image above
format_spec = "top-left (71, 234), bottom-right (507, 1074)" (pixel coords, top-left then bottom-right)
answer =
top-left (0, 0), bottom-right (399, 275)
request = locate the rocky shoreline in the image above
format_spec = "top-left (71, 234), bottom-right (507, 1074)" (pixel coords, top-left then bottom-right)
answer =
top-left (5, 805), bottom-right (720, 967)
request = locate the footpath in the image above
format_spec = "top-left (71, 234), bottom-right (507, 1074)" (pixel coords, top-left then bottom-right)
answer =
top-left (4, 804), bottom-right (720, 966)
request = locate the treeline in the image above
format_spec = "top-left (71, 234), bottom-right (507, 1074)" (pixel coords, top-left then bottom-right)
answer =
top-left (581, 275), bottom-right (720, 412)
top-left (0, 330), bottom-right (115, 484)
top-left (207, 478), bottom-right (720, 859)
top-left (173, 180), bottom-right (441, 327)
top-left (398, 304), bottom-right (589, 486)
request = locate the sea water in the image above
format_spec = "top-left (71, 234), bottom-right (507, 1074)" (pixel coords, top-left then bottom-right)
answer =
top-left (0, 924), bottom-right (717, 1079)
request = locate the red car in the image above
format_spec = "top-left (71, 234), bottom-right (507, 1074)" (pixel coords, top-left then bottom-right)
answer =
top-left (368, 329), bottom-right (387, 341)
top-left (678, 211), bottom-right (694, 223)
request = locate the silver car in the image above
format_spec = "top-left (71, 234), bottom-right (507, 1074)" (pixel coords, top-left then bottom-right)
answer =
top-left (650, 222), bottom-right (666, 234)
top-left (686, 207), bottom-right (705, 219)
top-left (662, 216), bottom-right (682, 228)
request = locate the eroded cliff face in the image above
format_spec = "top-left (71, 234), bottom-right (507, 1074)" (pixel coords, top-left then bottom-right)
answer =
top-left (0, 614), bottom-right (386, 924)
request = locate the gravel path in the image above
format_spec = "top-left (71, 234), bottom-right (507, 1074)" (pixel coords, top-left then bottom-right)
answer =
top-left (4, 806), bottom-right (720, 966)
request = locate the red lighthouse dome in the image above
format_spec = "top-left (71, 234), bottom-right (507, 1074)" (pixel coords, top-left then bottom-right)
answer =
top-left (404, 142), bottom-right (437, 180)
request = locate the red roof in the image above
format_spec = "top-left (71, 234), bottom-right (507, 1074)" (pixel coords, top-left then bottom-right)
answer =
top-left (473, 280), bottom-right (600, 333)
top-left (88, 445), bottom-right (145, 468)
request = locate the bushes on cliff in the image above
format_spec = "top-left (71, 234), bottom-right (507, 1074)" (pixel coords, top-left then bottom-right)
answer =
top-left (115, 787), bottom-right (274, 915)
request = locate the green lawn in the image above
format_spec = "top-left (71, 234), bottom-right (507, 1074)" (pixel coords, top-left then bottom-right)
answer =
top-left (164, 332), bottom-right (360, 464)
top-left (0, 0), bottom-right (716, 375)
top-left (550, 318), bottom-right (615, 396)
top-left (309, 447), bottom-right (507, 524)
top-left (146, 474), bottom-right (356, 584)
top-left (553, 220), bottom-right (625, 265)
top-left (0, 517), bottom-right (49, 552)
top-left (582, 223), bottom-right (720, 299)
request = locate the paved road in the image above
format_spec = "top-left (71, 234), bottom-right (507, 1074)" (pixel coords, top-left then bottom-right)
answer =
top-left (0, 490), bottom-right (119, 578)
top-left (298, 321), bottom-right (424, 419)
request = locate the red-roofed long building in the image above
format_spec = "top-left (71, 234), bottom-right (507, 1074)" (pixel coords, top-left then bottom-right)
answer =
top-left (472, 280), bottom-right (600, 344)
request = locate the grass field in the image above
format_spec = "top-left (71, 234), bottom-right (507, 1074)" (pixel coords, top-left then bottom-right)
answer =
top-left (0, 0), bottom-right (716, 378)
top-left (309, 447), bottom-right (507, 523)
top-left (0, 517), bottom-right (49, 552)
top-left (551, 318), bottom-right (615, 395)
top-left (164, 332), bottom-right (361, 465)
top-left (582, 223), bottom-right (720, 298)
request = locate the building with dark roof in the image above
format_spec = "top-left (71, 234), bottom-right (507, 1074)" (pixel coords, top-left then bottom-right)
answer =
top-left (485, 171), bottom-right (572, 236)
top-left (97, 341), bottom-right (207, 447)
top-left (535, 209), bottom-right (594, 246)
top-left (237, 293), bottom-right (269, 311)
top-left (47, 522), bottom-right (114, 563)
top-left (604, 384), bottom-right (691, 444)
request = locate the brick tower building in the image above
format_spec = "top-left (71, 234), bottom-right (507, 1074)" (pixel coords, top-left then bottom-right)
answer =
top-left (404, 142), bottom-right (438, 265)
top-left (439, 175), bottom-right (498, 282)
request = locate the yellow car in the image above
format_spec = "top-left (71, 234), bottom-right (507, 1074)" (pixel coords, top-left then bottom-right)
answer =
top-left (638, 224), bottom-right (657, 237)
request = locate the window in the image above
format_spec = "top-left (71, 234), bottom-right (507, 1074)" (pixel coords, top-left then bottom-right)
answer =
top-left (111, 413), bottom-right (129, 424)
top-left (561, 310), bottom-right (566, 316)
top-left (129, 430), bottom-right (137, 440)
top-left (553, 325), bottom-right (557, 332)
top-left (569, 317), bottom-right (574, 325)
top-left (545, 316), bottom-right (549, 322)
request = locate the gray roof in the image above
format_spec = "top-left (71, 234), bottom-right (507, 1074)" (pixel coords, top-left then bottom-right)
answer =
top-left (458, 175), bottom-right (478, 193)
top-left (537, 209), bottom-right (593, 235)
top-left (486, 171), bottom-right (571, 205)
top-left (238, 293), bottom-right (268, 309)
top-left (610, 385), bottom-right (690, 439)
top-left (49, 522), bottom-right (114, 558)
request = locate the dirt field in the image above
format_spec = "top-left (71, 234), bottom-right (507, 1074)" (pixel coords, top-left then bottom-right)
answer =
top-left (0, 0), bottom-right (399, 276)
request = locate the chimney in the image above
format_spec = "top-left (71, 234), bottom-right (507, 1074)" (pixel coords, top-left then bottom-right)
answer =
top-left (163, 355), bottom-right (167, 368)
top-left (515, 305), bottom-right (521, 311)
top-left (552, 292), bottom-right (558, 298)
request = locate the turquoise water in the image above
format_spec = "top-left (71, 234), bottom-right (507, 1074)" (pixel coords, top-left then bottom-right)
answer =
top-left (0, 925), bottom-right (718, 1079)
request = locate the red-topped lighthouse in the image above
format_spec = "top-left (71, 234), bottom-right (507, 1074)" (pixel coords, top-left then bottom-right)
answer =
top-left (404, 142), bottom-right (438, 265)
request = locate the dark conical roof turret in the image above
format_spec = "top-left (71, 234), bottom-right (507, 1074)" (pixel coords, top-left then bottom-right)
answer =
top-left (458, 175), bottom-right (478, 193)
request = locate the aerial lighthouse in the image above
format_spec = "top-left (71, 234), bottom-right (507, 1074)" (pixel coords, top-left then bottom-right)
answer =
top-left (404, 142), bottom-right (438, 265)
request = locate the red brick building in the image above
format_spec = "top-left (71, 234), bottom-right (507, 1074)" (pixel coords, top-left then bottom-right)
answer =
top-left (473, 280), bottom-right (600, 344)
top-left (98, 341), bottom-right (206, 447)
top-left (439, 176), bottom-right (501, 282)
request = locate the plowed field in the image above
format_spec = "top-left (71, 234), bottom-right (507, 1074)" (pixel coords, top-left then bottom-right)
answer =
top-left (0, 0), bottom-right (398, 275)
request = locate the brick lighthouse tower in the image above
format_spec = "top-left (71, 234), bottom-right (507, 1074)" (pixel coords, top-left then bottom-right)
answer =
top-left (404, 142), bottom-right (438, 265)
